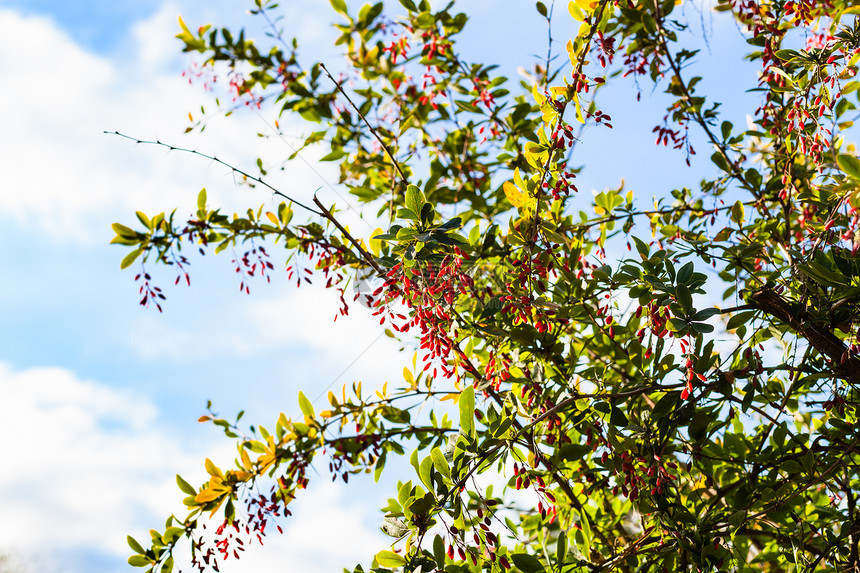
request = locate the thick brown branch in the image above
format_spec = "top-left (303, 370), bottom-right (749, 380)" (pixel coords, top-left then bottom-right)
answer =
top-left (748, 287), bottom-right (860, 385)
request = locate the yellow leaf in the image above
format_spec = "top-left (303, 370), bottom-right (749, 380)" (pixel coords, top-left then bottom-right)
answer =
top-left (513, 168), bottom-right (526, 189)
top-left (240, 448), bottom-right (252, 470)
top-left (531, 83), bottom-right (546, 107)
top-left (194, 488), bottom-right (224, 503)
top-left (319, 409), bottom-right (333, 419)
top-left (178, 15), bottom-right (191, 35)
top-left (266, 212), bottom-right (279, 225)
top-left (204, 458), bottom-right (223, 479)
top-left (369, 227), bottom-right (384, 256)
top-left (504, 181), bottom-right (528, 208)
top-left (258, 452), bottom-right (277, 472)
top-left (403, 367), bottom-right (414, 385)
top-left (574, 0), bottom-right (595, 13)
top-left (228, 470), bottom-right (252, 482)
top-left (568, 0), bottom-right (585, 21)
top-left (574, 93), bottom-right (585, 124)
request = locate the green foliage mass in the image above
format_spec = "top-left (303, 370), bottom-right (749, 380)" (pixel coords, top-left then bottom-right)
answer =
top-left (116, 0), bottom-right (860, 571)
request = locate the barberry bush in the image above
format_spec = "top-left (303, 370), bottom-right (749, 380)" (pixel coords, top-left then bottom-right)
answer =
top-left (114, 0), bottom-right (860, 571)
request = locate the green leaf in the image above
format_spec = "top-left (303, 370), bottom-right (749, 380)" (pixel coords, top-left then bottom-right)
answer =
top-left (161, 526), bottom-right (185, 544)
top-left (556, 530), bottom-right (568, 566)
top-left (726, 310), bottom-right (755, 331)
top-left (405, 186), bottom-right (425, 219)
top-left (610, 404), bottom-right (629, 428)
top-left (396, 207), bottom-right (420, 222)
top-left (632, 236), bottom-right (650, 258)
top-left (128, 555), bottom-right (152, 567)
top-left (298, 391), bottom-right (314, 419)
top-left (330, 0), bottom-right (348, 15)
top-left (768, 65), bottom-right (797, 87)
top-left (459, 385), bottom-right (475, 438)
top-left (688, 412), bottom-right (710, 441)
top-left (511, 553), bottom-right (545, 573)
top-left (375, 550), bottom-right (406, 568)
top-left (431, 447), bottom-right (451, 480)
top-left (135, 211), bottom-right (152, 229)
top-left (197, 188), bottom-right (207, 211)
top-left (691, 321), bottom-right (714, 333)
top-left (127, 535), bottom-right (146, 554)
top-left (320, 149), bottom-right (348, 161)
top-left (711, 151), bottom-right (730, 172)
top-left (838, 154), bottom-right (860, 180)
top-left (730, 200), bottom-right (745, 225)
top-left (651, 391), bottom-right (679, 420)
top-left (741, 383), bottom-right (755, 412)
top-left (560, 443), bottom-right (591, 461)
top-left (176, 474), bottom-right (196, 496)
top-left (433, 534), bottom-right (446, 569)
top-left (111, 223), bottom-right (138, 240)
top-left (120, 248), bottom-right (143, 270)
top-left (374, 451), bottom-right (387, 483)
top-left (419, 455), bottom-right (433, 491)
top-left (692, 308), bottom-right (721, 321)
top-left (675, 284), bottom-right (693, 314)
top-left (773, 49), bottom-right (801, 61)
top-left (536, 1), bottom-right (548, 16)
top-left (676, 261), bottom-right (694, 285)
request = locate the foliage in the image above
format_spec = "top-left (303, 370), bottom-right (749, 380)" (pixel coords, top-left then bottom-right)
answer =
top-left (114, 0), bottom-right (860, 571)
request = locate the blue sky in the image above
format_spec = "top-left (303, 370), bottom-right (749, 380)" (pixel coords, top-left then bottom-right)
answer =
top-left (0, 1), bottom-right (762, 572)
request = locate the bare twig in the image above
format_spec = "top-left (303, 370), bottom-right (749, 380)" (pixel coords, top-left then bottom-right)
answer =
top-left (318, 63), bottom-right (408, 183)
top-left (312, 196), bottom-right (384, 275)
top-left (106, 131), bottom-right (323, 216)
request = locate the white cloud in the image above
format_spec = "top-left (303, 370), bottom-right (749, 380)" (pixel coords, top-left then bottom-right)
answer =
top-left (126, 281), bottom-right (407, 409)
top-left (201, 480), bottom-right (388, 573)
top-left (0, 6), bottom-right (335, 245)
top-left (0, 361), bottom-right (396, 573)
top-left (131, 3), bottom-right (183, 72)
top-left (0, 4), bottom-right (422, 572)
top-left (0, 363), bottom-right (200, 563)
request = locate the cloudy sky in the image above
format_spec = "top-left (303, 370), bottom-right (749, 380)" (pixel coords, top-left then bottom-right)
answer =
top-left (0, 1), bottom-right (759, 572)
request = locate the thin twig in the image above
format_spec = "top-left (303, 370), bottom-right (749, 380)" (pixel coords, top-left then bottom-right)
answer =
top-left (106, 131), bottom-right (323, 216)
top-left (313, 196), bottom-right (384, 275)
top-left (318, 63), bottom-right (408, 182)
top-left (651, 3), bottom-right (749, 192)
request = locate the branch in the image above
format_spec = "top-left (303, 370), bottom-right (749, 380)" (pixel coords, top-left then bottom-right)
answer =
top-left (313, 196), bottom-right (384, 275)
top-left (106, 131), bottom-right (323, 216)
top-left (651, 5), bottom-right (750, 192)
top-left (747, 287), bottom-right (860, 385)
top-left (318, 63), bottom-right (408, 183)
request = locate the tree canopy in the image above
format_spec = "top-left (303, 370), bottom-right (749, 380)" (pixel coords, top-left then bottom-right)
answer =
top-left (114, 0), bottom-right (860, 571)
